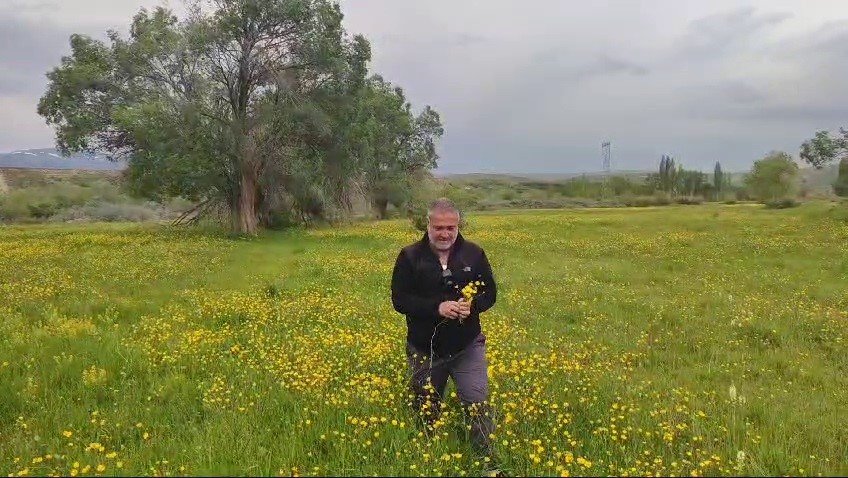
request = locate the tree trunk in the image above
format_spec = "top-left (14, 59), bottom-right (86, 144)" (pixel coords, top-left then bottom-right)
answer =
top-left (374, 198), bottom-right (388, 219)
top-left (234, 163), bottom-right (259, 235)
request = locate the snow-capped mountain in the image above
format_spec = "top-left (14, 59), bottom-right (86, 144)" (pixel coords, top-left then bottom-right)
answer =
top-left (0, 148), bottom-right (126, 170)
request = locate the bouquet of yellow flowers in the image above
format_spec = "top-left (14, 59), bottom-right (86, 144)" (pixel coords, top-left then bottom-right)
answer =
top-left (457, 280), bottom-right (485, 324)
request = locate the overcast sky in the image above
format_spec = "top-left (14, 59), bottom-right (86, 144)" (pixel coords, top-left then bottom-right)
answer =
top-left (1, 0), bottom-right (847, 173)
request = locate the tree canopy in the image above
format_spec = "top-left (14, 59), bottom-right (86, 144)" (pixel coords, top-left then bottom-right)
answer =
top-left (744, 151), bottom-right (799, 201)
top-left (799, 128), bottom-right (848, 197)
top-left (800, 129), bottom-right (848, 169)
top-left (38, 0), bottom-right (442, 234)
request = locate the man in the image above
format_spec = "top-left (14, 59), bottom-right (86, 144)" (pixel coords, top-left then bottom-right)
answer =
top-left (391, 198), bottom-right (498, 459)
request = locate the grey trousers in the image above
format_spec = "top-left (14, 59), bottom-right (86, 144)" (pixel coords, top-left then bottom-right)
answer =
top-left (406, 333), bottom-right (495, 455)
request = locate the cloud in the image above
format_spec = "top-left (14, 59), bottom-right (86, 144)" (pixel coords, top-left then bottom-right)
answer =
top-left (4, 0), bottom-right (848, 171)
top-left (672, 14), bottom-right (848, 127)
top-left (3, 1), bottom-right (58, 12)
top-left (449, 6), bottom-right (848, 173)
top-left (0, 96), bottom-right (53, 151)
top-left (675, 7), bottom-right (793, 59)
top-left (531, 51), bottom-right (649, 83)
top-left (0, 10), bottom-right (75, 95)
top-left (375, 32), bottom-right (488, 49)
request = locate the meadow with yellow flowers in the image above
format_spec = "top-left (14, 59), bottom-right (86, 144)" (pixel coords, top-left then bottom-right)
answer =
top-left (1, 203), bottom-right (846, 476)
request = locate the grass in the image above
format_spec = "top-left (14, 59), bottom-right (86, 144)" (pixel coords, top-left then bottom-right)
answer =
top-left (1, 202), bottom-right (846, 476)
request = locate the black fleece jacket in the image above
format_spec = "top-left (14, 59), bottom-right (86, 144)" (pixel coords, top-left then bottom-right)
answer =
top-left (391, 232), bottom-right (497, 357)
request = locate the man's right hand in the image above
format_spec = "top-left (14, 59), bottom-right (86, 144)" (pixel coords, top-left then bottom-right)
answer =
top-left (438, 301), bottom-right (464, 320)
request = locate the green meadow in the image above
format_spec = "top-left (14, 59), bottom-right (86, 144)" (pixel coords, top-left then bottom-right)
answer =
top-left (1, 203), bottom-right (846, 476)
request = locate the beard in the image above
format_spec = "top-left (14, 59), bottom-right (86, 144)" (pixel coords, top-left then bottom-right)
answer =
top-left (429, 235), bottom-right (455, 251)
top-left (433, 240), bottom-right (453, 250)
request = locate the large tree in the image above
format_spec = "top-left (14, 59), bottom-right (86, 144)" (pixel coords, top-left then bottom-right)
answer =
top-left (800, 129), bottom-right (848, 169)
top-left (800, 128), bottom-right (848, 197)
top-left (744, 151), bottom-right (799, 201)
top-left (355, 76), bottom-right (442, 218)
top-left (37, 0), bottom-right (402, 234)
top-left (646, 155), bottom-right (677, 194)
top-left (714, 162), bottom-right (723, 193)
top-left (659, 155), bottom-right (677, 193)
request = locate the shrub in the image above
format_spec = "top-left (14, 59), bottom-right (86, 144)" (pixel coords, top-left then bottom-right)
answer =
top-left (0, 198), bottom-right (30, 221)
top-left (623, 195), bottom-right (671, 207)
top-left (763, 198), bottom-right (800, 209)
top-left (735, 189), bottom-right (752, 201)
top-left (744, 151), bottom-right (799, 201)
top-left (506, 199), bottom-right (564, 209)
top-left (500, 190), bottom-right (517, 201)
top-left (263, 210), bottom-right (300, 230)
top-left (27, 202), bottom-right (59, 218)
top-left (674, 196), bottom-right (704, 205)
top-left (51, 203), bottom-right (164, 222)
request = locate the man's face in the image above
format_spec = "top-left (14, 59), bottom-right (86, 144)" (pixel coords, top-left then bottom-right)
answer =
top-left (427, 211), bottom-right (459, 252)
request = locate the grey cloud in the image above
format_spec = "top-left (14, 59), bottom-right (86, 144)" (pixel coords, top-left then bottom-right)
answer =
top-left (466, 50), bottom-right (650, 130)
top-left (577, 54), bottom-right (649, 80)
top-left (4, 0), bottom-right (848, 172)
top-left (0, 12), bottom-right (74, 95)
top-left (776, 20), bottom-right (848, 60)
top-left (374, 32), bottom-right (489, 52)
top-left (720, 82), bottom-right (766, 105)
top-left (450, 33), bottom-right (488, 48)
top-left (688, 7), bottom-right (792, 36)
top-left (723, 104), bottom-right (848, 122)
top-left (688, 19), bottom-right (848, 123)
top-left (442, 5), bottom-right (848, 173)
top-left (815, 22), bottom-right (848, 56)
top-left (533, 51), bottom-right (649, 83)
top-left (4, 1), bottom-right (58, 12)
top-left (675, 7), bottom-right (793, 59)
top-left (678, 80), bottom-right (767, 115)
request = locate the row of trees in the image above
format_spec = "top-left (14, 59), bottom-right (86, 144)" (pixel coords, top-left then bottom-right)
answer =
top-left (646, 131), bottom-right (848, 203)
top-left (38, 0), bottom-right (442, 234)
top-left (646, 151), bottom-right (806, 203)
top-left (645, 155), bottom-right (731, 198)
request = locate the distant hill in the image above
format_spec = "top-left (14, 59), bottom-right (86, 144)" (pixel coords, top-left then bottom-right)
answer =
top-left (0, 148), bottom-right (126, 170)
top-left (2, 148), bottom-right (838, 193)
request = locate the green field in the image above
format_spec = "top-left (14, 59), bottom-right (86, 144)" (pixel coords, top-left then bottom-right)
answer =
top-left (1, 203), bottom-right (846, 476)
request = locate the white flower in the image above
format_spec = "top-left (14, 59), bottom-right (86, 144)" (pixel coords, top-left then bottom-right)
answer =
top-left (729, 384), bottom-right (738, 402)
top-left (736, 450), bottom-right (746, 471)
